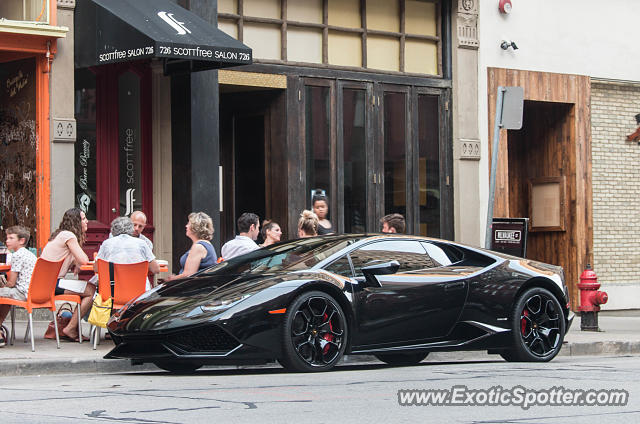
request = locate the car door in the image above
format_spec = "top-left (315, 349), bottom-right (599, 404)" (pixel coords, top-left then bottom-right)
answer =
top-left (350, 239), bottom-right (468, 348)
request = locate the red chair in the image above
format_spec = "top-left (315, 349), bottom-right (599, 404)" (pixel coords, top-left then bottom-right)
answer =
top-left (91, 259), bottom-right (148, 349)
top-left (0, 258), bottom-right (64, 352)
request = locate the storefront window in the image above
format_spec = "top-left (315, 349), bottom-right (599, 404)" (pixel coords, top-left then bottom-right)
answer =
top-left (118, 71), bottom-right (143, 217)
top-left (418, 94), bottom-right (440, 237)
top-left (343, 89), bottom-right (367, 233)
top-left (0, 0), bottom-right (49, 24)
top-left (305, 85), bottom-right (331, 208)
top-left (0, 58), bottom-right (37, 235)
top-left (74, 69), bottom-right (97, 220)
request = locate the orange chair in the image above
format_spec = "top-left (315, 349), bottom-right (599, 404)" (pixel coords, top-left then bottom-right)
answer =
top-left (91, 259), bottom-right (148, 349)
top-left (0, 258), bottom-right (64, 352)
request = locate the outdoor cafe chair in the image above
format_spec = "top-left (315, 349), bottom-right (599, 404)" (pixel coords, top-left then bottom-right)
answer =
top-left (91, 259), bottom-right (148, 350)
top-left (0, 258), bottom-right (64, 352)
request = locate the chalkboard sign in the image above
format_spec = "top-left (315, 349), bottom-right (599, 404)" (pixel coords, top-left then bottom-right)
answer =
top-left (0, 58), bottom-right (37, 244)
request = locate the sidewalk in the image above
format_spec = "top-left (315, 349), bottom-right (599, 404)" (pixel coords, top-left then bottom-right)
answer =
top-left (0, 312), bottom-right (638, 376)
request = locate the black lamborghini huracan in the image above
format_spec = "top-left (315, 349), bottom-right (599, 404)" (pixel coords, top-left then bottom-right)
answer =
top-left (105, 234), bottom-right (574, 373)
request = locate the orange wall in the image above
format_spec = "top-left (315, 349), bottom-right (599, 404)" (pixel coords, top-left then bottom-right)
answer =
top-left (1, 32), bottom-right (56, 250)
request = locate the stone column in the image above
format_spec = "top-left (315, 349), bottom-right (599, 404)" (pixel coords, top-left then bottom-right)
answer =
top-left (151, 61), bottom-right (173, 271)
top-left (452, 0), bottom-right (482, 245)
top-left (50, 0), bottom-right (76, 228)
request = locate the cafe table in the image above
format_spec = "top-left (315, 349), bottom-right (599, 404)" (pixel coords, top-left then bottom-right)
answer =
top-left (79, 260), bottom-right (169, 273)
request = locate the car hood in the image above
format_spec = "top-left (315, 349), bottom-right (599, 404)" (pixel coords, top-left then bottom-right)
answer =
top-left (109, 270), bottom-right (334, 333)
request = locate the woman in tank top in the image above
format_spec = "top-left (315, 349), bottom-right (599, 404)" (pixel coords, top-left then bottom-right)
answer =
top-left (167, 212), bottom-right (217, 281)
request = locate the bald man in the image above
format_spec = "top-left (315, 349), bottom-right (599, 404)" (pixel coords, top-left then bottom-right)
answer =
top-left (130, 211), bottom-right (153, 250)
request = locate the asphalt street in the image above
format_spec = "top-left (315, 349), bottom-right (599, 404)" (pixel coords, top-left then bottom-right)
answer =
top-left (0, 354), bottom-right (638, 423)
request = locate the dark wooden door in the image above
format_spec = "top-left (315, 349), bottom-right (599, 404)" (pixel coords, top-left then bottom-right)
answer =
top-left (219, 89), bottom-right (286, 244)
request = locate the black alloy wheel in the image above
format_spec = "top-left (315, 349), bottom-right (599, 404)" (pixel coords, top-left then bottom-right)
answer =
top-left (374, 352), bottom-right (429, 366)
top-left (279, 291), bottom-right (348, 372)
top-left (501, 287), bottom-right (565, 362)
top-left (153, 360), bottom-right (203, 374)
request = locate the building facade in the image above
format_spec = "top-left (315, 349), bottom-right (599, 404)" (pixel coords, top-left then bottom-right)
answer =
top-left (4, 1), bottom-right (492, 310)
top-left (1, 0), bottom-right (68, 248)
top-left (213, 0), bottom-right (456, 246)
top-left (478, 0), bottom-right (640, 309)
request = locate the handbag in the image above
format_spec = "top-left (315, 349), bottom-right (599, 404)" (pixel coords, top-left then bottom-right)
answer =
top-left (44, 302), bottom-right (73, 339)
top-left (88, 262), bottom-right (115, 328)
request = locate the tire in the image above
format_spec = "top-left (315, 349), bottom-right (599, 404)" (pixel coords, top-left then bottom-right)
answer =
top-left (502, 287), bottom-right (566, 362)
top-left (279, 291), bottom-right (348, 372)
top-left (154, 361), bottom-right (203, 374)
top-left (375, 352), bottom-right (429, 366)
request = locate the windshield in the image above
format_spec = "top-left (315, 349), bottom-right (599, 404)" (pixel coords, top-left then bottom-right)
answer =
top-left (201, 236), bottom-right (363, 276)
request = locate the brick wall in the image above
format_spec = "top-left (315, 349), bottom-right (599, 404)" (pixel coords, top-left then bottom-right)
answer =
top-left (591, 80), bottom-right (640, 286)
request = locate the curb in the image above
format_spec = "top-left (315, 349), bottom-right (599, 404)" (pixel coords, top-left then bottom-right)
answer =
top-left (1, 340), bottom-right (638, 377)
top-left (564, 341), bottom-right (640, 356)
top-left (0, 358), bottom-right (158, 376)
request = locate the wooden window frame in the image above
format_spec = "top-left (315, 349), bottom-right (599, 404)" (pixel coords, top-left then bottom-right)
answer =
top-left (528, 176), bottom-right (566, 232)
top-left (218, 0), bottom-right (442, 76)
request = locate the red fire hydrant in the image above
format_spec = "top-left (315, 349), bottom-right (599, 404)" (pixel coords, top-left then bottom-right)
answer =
top-left (578, 264), bottom-right (608, 331)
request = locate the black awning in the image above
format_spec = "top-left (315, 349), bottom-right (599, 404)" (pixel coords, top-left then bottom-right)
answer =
top-left (75, 0), bottom-right (252, 72)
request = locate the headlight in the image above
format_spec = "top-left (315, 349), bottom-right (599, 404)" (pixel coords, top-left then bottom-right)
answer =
top-left (200, 293), bottom-right (253, 313)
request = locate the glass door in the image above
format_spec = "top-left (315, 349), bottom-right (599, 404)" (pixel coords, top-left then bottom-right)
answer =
top-left (377, 85), bottom-right (411, 231)
top-left (415, 90), bottom-right (443, 237)
top-left (337, 81), bottom-right (374, 233)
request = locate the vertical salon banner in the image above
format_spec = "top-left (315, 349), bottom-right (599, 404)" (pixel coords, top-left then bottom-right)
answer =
top-left (0, 58), bottom-right (37, 237)
top-left (74, 69), bottom-right (97, 220)
top-left (118, 71), bottom-right (142, 216)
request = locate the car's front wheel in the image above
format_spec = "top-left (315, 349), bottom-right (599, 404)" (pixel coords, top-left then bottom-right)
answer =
top-left (279, 291), bottom-right (348, 372)
top-left (502, 287), bottom-right (566, 362)
top-left (375, 352), bottom-right (429, 366)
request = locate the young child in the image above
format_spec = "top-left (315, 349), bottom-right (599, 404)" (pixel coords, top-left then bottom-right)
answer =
top-left (0, 226), bottom-right (37, 347)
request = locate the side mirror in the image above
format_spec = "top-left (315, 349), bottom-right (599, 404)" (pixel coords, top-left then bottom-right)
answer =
top-left (361, 260), bottom-right (400, 287)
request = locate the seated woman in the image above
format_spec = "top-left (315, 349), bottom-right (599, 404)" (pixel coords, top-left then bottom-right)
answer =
top-left (260, 220), bottom-right (282, 247)
top-left (298, 210), bottom-right (319, 238)
top-left (167, 212), bottom-right (217, 281)
top-left (40, 208), bottom-right (91, 342)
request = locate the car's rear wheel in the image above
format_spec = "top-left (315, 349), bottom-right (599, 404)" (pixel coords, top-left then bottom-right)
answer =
top-left (279, 291), bottom-right (348, 372)
top-left (154, 361), bottom-right (203, 374)
top-left (375, 352), bottom-right (429, 366)
top-left (502, 287), bottom-right (566, 362)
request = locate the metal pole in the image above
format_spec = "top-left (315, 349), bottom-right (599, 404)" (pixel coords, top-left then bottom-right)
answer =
top-left (485, 87), bottom-right (506, 249)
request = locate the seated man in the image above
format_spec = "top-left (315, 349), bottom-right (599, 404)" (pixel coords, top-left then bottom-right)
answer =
top-left (221, 212), bottom-right (260, 260)
top-left (94, 217), bottom-right (160, 290)
top-left (380, 213), bottom-right (406, 234)
top-left (0, 226), bottom-right (37, 347)
top-left (130, 210), bottom-right (153, 250)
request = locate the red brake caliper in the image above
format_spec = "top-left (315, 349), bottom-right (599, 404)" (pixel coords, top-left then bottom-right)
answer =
top-left (322, 313), bottom-right (334, 354)
top-left (521, 309), bottom-right (529, 335)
